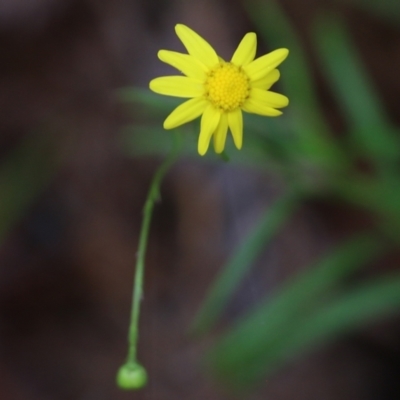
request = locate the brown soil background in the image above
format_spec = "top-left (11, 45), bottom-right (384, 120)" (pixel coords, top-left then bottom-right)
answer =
top-left (0, 0), bottom-right (400, 399)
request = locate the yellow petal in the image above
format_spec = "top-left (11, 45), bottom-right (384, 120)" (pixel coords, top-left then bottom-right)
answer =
top-left (227, 109), bottom-right (243, 149)
top-left (243, 48), bottom-right (289, 82)
top-left (149, 76), bottom-right (203, 98)
top-left (242, 97), bottom-right (283, 116)
top-left (231, 32), bottom-right (257, 67)
top-left (158, 50), bottom-right (207, 80)
top-left (250, 88), bottom-right (289, 108)
top-left (251, 69), bottom-right (280, 90)
top-left (198, 105), bottom-right (221, 155)
top-left (164, 97), bottom-right (208, 129)
top-left (175, 24), bottom-right (219, 68)
top-left (213, 113), bottom-right (228, 153)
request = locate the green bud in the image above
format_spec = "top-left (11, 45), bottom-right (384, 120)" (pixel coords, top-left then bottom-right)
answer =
top-left (116, 362), bottom-right (147, 390)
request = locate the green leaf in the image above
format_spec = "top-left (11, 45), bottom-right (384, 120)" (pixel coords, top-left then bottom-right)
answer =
top-left (333, 174), bottom-right (400, 239)
top-left (271, 272), bottom-right (400, 365)
top-left (121, 124), bottom-right (188, 157)
top-left (191, 192), bottom-right (300, 335)
top-left (335, 0), bottom-right (400, 26)
top-left (118, 87), bottom-right (181, 116)
top-left (208, 233), bottom-right (384, 389)
top-left (120, 123), bottom-right (295, 171)
top-left (313, 15), bottom-right (400, 163)
top-left (245, 0), bottom-right (345, 170)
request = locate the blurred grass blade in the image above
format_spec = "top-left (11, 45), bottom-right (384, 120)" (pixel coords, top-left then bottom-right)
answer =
top-left (121, 125), bottom-right (189, 157)
top-left (336, 0), bottom-right (400, 26)
top-left (267, 273), bottom-right (400, 368)
top-left (212, 272), bottom-right (400, 389)
top-left (245, 0), bottom-right (344, 169)
top-left (118, 87), bottom-right (181, 116)
top-left (191, 192), bottom-right (300, 335)
top-left (313, 15), bottom-right (400, 162)
top-left (207, 233), bottom-right (384, 389)
top-left (121, 123), bottom-right (293, 171)
top-left (0, 133), bottom-right (59, 242)
top-left (333, 174), bottom-right (400, 239)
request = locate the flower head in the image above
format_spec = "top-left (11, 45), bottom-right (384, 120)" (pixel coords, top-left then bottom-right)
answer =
top-left (150, 24), bottom-right (289, 156)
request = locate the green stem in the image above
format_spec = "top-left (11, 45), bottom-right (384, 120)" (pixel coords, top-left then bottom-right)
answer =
top-left (127, 131), bottom-right (181, 364)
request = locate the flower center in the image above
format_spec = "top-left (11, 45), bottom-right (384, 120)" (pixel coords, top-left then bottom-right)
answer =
top-left (204, 62), bottom-right (250, 112)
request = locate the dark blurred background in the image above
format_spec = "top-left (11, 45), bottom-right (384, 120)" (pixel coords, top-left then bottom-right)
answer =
top-left (0, 0), bottom-right (400, 399)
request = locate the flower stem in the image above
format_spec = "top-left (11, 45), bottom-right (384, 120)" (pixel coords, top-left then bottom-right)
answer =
top-left (117, 131), bottom-right (181, 390)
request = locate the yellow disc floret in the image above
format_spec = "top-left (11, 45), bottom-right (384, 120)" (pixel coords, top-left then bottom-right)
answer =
top-left (204, 62), bottom-right (250, 112)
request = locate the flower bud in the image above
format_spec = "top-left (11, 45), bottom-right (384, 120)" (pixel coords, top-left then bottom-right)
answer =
top-left (116, 362), bottom-right (147, 390)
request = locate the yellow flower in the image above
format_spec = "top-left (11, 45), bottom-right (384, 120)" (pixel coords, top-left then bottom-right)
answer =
top-left (149, 24), bottom-right (289, 156)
